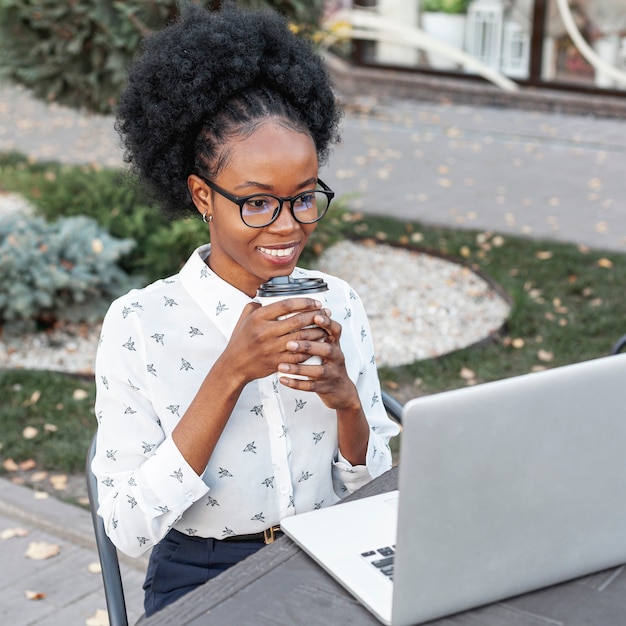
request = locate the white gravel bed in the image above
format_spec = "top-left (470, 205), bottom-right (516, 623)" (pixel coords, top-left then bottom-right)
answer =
top-left (0, 322), bottom-right (102, 376)
top-left (315, 240), bottom-right (511, 367)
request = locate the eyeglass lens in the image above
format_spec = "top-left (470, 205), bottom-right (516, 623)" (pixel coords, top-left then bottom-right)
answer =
top-left (241, 190), bottom-right (330, 227)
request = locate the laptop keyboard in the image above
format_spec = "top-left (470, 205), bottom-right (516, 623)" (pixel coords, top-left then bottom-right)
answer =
top-left (361, 545), bottom-right (395, 581)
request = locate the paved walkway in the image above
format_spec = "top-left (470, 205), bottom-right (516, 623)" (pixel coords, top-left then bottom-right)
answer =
top-left (324, 97), bottom-right (626, 252)
top-left (1, 78), bottom-right (626, 625)
top-left (0, 478), bottom-right (146, 626)
top-left (2, 82), bottom-right (625, 251)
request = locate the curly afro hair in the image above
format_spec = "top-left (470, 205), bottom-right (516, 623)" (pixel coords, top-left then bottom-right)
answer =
top-left (115, 1), bottom-right (342, 217)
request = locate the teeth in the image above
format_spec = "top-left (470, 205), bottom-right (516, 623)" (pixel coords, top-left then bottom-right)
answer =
top-left (259, 246), bottom-right (295, 257)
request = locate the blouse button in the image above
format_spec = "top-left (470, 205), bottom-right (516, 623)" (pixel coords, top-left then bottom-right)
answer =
top-left (279, 484), bottom-right (290, 495)
top-left (185, 492), bottom-right (195, 501)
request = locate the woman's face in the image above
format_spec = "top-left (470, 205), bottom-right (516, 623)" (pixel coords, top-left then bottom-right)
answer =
top-left (189, 121), bottom-right (320, 297)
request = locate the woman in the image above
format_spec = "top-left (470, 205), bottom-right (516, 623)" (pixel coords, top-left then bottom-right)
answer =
top-left (92, 2), bottom-right (399, 617)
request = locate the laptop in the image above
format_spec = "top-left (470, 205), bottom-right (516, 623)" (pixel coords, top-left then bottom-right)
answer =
top-left (280, 353), bottom-right (626, 626)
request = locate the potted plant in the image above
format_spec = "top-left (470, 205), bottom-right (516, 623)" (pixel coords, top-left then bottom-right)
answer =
top-left (420, 0), bottom-right (469, 69)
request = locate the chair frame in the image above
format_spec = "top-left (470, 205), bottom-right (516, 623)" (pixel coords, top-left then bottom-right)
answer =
top-left (87, 435), bottom-right (130, 626)
top-left (611, 334), bottom-right (626, 355)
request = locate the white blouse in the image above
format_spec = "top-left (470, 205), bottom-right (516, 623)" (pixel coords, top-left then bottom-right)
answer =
top-left (92, 244), bottom-right (399, 557)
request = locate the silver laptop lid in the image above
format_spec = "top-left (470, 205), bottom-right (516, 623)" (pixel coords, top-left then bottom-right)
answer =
top-left (393, 353), bottom-right (626, 626)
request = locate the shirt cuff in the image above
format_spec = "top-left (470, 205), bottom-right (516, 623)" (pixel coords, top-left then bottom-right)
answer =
top-left (333, 449), bottom-right (373, 493)
top-left (136, 436), bottom-right (210, 516)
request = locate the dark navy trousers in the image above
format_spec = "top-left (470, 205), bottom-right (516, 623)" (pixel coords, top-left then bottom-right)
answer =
top-left (143, 529), bottom-right (265, 617)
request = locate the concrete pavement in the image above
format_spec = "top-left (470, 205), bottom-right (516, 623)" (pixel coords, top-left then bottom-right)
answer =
top-left (0, 478), bottom-right (146, 626)
top-left (321, 97), bottom-right (626, 252)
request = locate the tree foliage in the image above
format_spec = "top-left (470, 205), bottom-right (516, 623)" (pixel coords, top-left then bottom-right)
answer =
top-left (0, 0), bottom-right (325, 114)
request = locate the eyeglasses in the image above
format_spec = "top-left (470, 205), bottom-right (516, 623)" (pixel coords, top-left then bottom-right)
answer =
top-left (196, 175), bottom-right (335, 228)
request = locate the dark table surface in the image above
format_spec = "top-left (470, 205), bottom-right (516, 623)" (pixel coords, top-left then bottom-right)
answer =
top-left (142, 466), bottom-right (626, 625)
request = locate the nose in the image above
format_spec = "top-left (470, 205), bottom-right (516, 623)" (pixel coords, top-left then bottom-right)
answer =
top-left (267, 199), bottom-right (299, 232)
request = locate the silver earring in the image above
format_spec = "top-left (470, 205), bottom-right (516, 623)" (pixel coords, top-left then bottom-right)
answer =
top-left (203, 211), bottom-right (213, 223)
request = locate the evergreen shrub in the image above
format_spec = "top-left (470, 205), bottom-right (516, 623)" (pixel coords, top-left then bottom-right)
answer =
top-left (0, 0), bottom-right (325, 114)
top-left (0, 213), bottom-right (139, 324)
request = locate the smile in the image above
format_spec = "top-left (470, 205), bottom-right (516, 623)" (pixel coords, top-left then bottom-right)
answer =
top-left (257, 245), bottom-right (296, 258)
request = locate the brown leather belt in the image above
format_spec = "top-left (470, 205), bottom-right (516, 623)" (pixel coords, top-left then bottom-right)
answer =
top-left (220, 525), bottom-right (282, 544)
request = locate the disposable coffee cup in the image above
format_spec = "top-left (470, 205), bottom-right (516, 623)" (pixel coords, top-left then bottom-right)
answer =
top-left (256, 276), bottom-right (328, 379)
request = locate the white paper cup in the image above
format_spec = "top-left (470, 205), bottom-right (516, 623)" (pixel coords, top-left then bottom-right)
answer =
top-left (256, 276), bottom-right (328, 379)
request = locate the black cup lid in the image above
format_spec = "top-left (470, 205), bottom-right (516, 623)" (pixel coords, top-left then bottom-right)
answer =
top-left (256, 275), bottom-right (328, 297)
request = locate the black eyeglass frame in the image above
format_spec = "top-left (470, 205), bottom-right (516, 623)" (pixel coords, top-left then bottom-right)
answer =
top-left (195, 175), bottom-right (335, 228)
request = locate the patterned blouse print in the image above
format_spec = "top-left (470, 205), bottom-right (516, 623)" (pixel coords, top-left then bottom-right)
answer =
top-left (92, 244), bottom-right (399, 557)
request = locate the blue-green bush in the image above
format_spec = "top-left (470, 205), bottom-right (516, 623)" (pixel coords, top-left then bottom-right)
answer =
top-left (0, 213), bottom-right (139, 324)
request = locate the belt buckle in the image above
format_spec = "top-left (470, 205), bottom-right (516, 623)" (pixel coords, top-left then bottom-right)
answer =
top-left (263, 525), bottom-right (280, 544)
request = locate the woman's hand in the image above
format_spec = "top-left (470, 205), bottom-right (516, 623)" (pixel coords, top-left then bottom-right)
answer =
top-left (277, 309), bottom-right (370, 465)
top-left (218, 298), bottom-right (328, 388)
top-left (275, 309), bottom-right (355, 406)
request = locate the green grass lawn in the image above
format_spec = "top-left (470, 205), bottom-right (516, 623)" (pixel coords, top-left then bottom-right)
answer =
top-left (0, 370), bottom-right (94, 474)
top-left (1, 155), bottom-right (625, 476)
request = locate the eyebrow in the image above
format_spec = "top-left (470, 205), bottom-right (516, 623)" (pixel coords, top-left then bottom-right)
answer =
top-left (233, 178), bottom-right (318, 193)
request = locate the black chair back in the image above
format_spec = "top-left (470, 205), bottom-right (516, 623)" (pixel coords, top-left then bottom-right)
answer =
top-left (86, 435), bottom-right (129, 626)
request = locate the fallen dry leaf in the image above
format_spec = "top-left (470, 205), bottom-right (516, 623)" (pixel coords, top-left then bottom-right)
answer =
top-left (86, 608), bottom-right (110, 626)
top-left (88, 562), bottom-right (102, 574)
top-left (72, 389), bottom-right (89, 401)
top-left (3, 458), bottom-right (19, 472)
top-left (537, 349), bottom-right (554, 363)
top-left (1, 527), bottom-right (29, 540)
top-left (25, 541), bottom-right (60, 560)
top-left (512, 338), bottom-right (525, 349)
top-left (19, 459), bottom-right (37, 471)
top-left (44, 423), bottom-right (58, 433)
top-left (23, 390), bottom-right (41, 407)
top-left (535, 251), bottom-right (553, 260)
top-left (50, 474), bottom-right (68, 491)
top-left (460, 367), bottom-right (476, 381)
top-left (30, 471), bottom-right (48, 483)
top-left (33, 491), bottom-right (49, 500)
top-left (597, 258), bottom-right (613, 268)
top-left (25, 590), bottom-right (46, 601)
top-left (92, 238), bottom-right (104, 254)
top-left (22, 426), bottom-right (38, 440)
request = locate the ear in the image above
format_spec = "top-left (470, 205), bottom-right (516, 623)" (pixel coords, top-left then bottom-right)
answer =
top-left (188, 175), bottom-right (212, 217)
